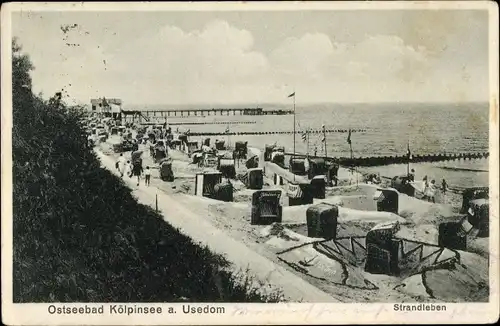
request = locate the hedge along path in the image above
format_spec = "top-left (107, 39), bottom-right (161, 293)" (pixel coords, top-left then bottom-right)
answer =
top-left (95, 150), bottom-right (337, 303)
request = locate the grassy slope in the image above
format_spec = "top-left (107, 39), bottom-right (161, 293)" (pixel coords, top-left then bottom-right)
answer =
top-left (11, 39), bottom-right (282, 303)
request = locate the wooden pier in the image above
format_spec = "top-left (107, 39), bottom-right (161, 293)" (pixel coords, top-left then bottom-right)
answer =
top-left (121, 107), bottom-right (293, 123)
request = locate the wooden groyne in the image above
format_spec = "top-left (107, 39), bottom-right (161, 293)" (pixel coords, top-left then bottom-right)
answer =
top-left (187, 128), bottom-right (366, 136)
top-left (284, 152), bottom-right (489, 167)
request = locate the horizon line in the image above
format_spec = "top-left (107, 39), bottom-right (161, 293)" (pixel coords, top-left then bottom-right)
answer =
top-left (118, 100), bottom-right (489, 108)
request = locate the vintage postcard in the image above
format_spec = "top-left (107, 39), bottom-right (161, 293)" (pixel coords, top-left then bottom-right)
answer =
top-left (1, 1), bottom-right (499, 325)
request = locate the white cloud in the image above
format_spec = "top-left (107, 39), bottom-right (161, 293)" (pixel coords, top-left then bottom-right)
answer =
top-left (270, 33), bottom-right (335, 81)
top-left (266, 33), bottom-right (432, 102)
top-left (98, 20), bottom-right (270, 103)
top-left (122, 21), bottom-right (266, 79)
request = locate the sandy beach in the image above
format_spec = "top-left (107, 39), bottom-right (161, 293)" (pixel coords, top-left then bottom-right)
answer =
top-left (96, 134), bottom-right (489, 303)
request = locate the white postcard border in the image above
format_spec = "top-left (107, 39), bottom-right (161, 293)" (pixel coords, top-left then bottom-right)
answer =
top-left (1, 1), bottom-right (499, 325)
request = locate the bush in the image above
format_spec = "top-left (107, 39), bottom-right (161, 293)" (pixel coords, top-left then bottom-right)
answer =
top-left (12, 38), bottom-right (283, 303)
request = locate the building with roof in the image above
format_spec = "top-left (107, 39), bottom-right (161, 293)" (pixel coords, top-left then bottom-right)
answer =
top-left (90, 98), bottom-right (122, 119)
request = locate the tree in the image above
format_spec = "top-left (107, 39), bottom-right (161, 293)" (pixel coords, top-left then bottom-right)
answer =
top-left (12, 38), bottom-right (34, 120)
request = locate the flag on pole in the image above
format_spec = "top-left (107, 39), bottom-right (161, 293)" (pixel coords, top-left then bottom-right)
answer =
top-left (225, 125), bottom-right (230, 134)
top-left (347, 129), bottom-right (352, 144)
top-left (321, 135), bottom-right (326, 143)
top-left (407, 142), bottom-right (412, 160)
top-left (301, 130), bottom-right (308, 142)
top-left (288, 92), bottom-right (295, 98)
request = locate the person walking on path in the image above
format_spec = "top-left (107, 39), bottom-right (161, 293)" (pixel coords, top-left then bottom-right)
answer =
top-left (132, 160), bottom-right (144, 186)
top-left (116, 153), bottom-right (126, 177)
top-left (124, 160), bottom-right (132, 178)
top-left (144, 166), bottom-right (151, 186)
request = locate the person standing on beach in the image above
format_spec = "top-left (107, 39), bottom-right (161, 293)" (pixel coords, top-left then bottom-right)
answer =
top-left (144, 166), bottom-right (151, 186)
top-left (422, 175), bottom-right (429, 200)
top-left (331, 163), bottom-right (339, 186)
top-left (304, 156), bottom-right (310, 174)
top-left (428, 179), bottom-right (437, 203)
top-left (408, 169), bottom-right (415, 182)
top-left (441, 178), bottom-right (448, 203)
top-left (441, 179), bottom-right (448, 194)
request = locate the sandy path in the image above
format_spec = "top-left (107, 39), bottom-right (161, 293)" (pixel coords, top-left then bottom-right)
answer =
top-left (95, 148), bottom-right (337, 302)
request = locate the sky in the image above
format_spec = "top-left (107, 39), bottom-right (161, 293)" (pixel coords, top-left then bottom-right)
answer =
top-left (11, 9), bottom-right (489, 106)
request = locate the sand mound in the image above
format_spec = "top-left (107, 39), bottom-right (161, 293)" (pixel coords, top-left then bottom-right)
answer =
top-left (395, 274), bottom-right (432, 300)
top-left (395, 225), bottom-right (438, 244)
top-left (326, 184), bottom-right (376, 197)
top-left (260, 223), bottom-right (286, 237)
top-left (398, 193), bottom-right (455, 220)
top-left (272, 219), bottom-right (489, 302)
top-left (339, 207), bottom-right (406, 224)
top-left (277, 242), bottom-right (378, 290)
top-left (422, 265), bottom-right (489, 302)
top-left (396, 247), bottom-right (489, 302)
top-left (282, 198), bottom-right (405, 226)
top-left (466, 237), bottom-right (489, 258)
top-left (277, 233), bottom-right (489, 302)
top-left (233, 188), bottom-right (261, 203)
top-left (259, 223), bottom-right (320, 252)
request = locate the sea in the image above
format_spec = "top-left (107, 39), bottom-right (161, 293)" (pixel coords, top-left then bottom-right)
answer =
top-left (126, 102), bottom-right (490, 189)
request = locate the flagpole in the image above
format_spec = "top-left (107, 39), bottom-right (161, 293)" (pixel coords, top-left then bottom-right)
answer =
top-left (293, 91), bottom-right (296, 159)
top-left (346, 128), bottom-right (354, 182)
top-left (350, 133), bottom-right (356, 186)
top-left (348, 129), bottom-right (353, 159)
top-left (287, 90), bottom-right (296, 182)
top-left (306, 129), bottom-right (310, 156)
top-left (323, 125), bottom-right (328, 159)
top-left (407, 139), bottom-right (410, 177)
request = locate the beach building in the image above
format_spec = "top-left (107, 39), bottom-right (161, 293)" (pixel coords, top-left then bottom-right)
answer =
top-left (90, 98), bottom-right (122, 119)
